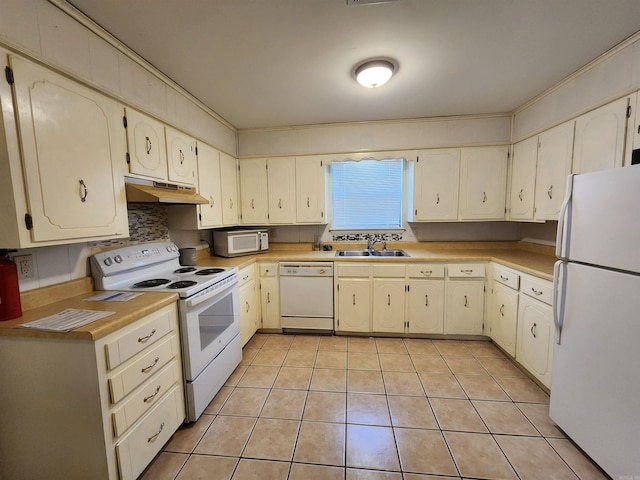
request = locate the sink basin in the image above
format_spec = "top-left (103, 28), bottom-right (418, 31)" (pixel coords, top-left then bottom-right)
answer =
top-left (335, 249), bottom-right (409, 257)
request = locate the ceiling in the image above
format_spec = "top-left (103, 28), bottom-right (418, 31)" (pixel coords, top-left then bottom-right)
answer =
top-left (66, 0), bottom-right (640, 130)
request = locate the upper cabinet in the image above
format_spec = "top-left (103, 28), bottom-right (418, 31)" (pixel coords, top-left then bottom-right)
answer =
top-left (572, 97), bottom-right (628, 174)
top-left (219, 152), bottom-right (240, 225)
top-left (239, 158), bottom-right (269, 224)
top-left (509, 137), bottom-right (538, 221)
top-left (165, 126), bottom-right (197, 186)
top-left (295, 157), bottom-right (327, 223)
top-left (196, 142), bottom-right (224, 228)
top-left (459, 146), bottom-right (509, 220)
top-left (412, 149), bottom-right (460, 221)
top-left (267, 157), bottom-right (296, 224)
top-left (124, 107), bottom-right (168, 181)
top-left (1, 55), bottom-right (128, 246)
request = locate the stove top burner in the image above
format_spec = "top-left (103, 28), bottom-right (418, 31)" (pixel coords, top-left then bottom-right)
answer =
top-left (167, 280), bottom-right (198, 289)
top-left (174, 267), bottom-right (197, 274)
top-left (132, 279), bottom-right (171, 288)
top-left (196, 268), bottom-right (226, 276)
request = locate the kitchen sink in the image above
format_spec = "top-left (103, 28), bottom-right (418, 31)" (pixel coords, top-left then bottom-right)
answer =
top-left (335, 249), bottom-right (409, 257)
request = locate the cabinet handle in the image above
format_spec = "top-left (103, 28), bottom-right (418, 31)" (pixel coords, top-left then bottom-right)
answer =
top-left (246, 301), bottom-right (250, 312)
top-left (243, 274), bottom-right (249, 281)
top-left (421, 270), bottom-right (432, 276)
top-left (353, 294), bottom-right (356, 306)
top-left (138, 329), bottom-right (156, 343)
top-left (464, 295), bottom-right (469, 308)
top-left (531, 323), bottom-right (537, 338)
top-left (143, 385), bottom-right (161, 403)
top-left (209, 196), bottom-right (214, 207)
top-left (461, 269), bottom-right (473, 275)
top-left (79, 179), bottom-right (88, 202)
top-left (387, 294), bottom-right (391, 306)
top-left (251, 199), bottom-right (255, 209)
top-left (500, 275), bottom-right (508, 281)
top-left (518, 189), bottom-right (523, 201)
top-left (267, 292), bottom-right (271, 303)
top-left (482, 192), bottom-right (487, 203)
top-left (425, 294), bottom-right (429, 307)
top-left (278, 198), bottom-right (282, 208)
top-left (229, 198), bottom-right (234, 209)
top-left (141, 357), bottom-right (160, 373)
top-left (436, 193), bottom-right (440, 205)
top-left (547, 185), bottom-right (553, 199)
top-left (531, 287), bottom-right (543, 296)
top-left (307, 197), bottom-right (310, 207)
top-left (179, 149), bottom-right (185, 164)
top-left (500, 304), bottom-right (505, 316)
top-left (147, 422), bottom-right (165, 443)
top-left (145, 136), bottom-right (152, 154)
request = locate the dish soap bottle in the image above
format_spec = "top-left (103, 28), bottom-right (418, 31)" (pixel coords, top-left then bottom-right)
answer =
top-left (0, 250), bottom-right (22, 321)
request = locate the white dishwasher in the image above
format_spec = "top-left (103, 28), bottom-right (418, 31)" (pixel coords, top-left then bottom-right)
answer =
top-left (279, 262), bottom-right (334, 333)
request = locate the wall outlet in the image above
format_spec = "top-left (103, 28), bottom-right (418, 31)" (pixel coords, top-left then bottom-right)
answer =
top-left (14, 254), bottom-right (35, 279)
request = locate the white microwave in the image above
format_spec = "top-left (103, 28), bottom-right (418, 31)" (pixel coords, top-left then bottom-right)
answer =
top-left (213, 229), bottom-right (269, 257)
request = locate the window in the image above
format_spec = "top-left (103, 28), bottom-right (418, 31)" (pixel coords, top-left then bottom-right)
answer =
top-left (331, 158), bottom-right (404, 230)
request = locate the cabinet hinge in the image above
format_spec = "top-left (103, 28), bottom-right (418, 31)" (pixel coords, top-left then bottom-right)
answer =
top-left (24, 213), bottom-right (33, 230)
top-left (122, 116), bottom-right (127, 128)
top-left (321, 211), bottom-right (324, 218)
top-left (507, 151), bottom-right (511, 159)
top-left (406, 285), bottom-right (410, 292)
top-left (198, 213), bottom-right (202, 221)
top-left (195, 146), bottom-right (198, 156)
top-left (125, 152), bottom-right (130, 164)
top-left (337, 284), bottom-right (339, 291)
top-left (5, 66), bottom-right (14, 85)
top-left (627, 105), bottom-right (632, 118)
top-left (416, 155), bottom-right (419, 163)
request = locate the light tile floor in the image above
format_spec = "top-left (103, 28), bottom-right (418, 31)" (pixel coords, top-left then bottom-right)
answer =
top-left (140, 334), bottom-right (608, 480)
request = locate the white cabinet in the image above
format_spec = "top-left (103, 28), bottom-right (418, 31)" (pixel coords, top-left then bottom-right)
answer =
top-left (509, 137), bottom-right (538, 221)
top-left (371, 265), bottom-right (406, 333)
top-left (411, 149), bottom-right (460, 221)
top-left (219, 152), bottom-right (240, 225)
top-left (296, 157), bottom-right (327, 223)
top-left (165, 126), bottom-right (197, 186)
top-left (572, 97), bottom-right (628, 174)
top-left (124, 107), bottom-right (168, 181)
top-left (4, 55), bottom-right (129, 246)
top-left (625, 92), bottom-right (640, 166)
top-left (490, 265), bottom-right (520, 357)
top-left (445, 264), bottom-right (486, 335)
top-left (406, 264), bottom-right (445, 334)
top-left (195, 143), bottom-right (224, 228)
top-left (267, 157), bottom-right (296, 224)
top-left (534, 121), bottom-right (574, 221)
top-left (259, 263), bottom-right (280, 330)
top-left (0, 303), bottom-right (185, 480)
top-left (459, 146), bottom-right (508, 220)
top-left (239, 158), bottom-right (269, 224)
top-left (239, 264), bottom-right (260, 345)
top-left (335, 263), bottom-right (371, 333)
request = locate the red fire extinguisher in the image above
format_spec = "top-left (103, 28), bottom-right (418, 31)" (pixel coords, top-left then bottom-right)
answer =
top-left (0, 250), bottom-right (22, 321)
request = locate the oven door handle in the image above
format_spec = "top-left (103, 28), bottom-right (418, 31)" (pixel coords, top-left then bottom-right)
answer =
top-left (185, 280), bottom-right (236, 308)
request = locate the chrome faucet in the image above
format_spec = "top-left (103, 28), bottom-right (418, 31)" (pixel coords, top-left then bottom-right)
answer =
top-left (367, 239), bottom-right (387, 251)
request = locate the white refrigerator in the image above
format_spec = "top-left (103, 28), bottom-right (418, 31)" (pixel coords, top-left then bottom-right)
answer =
top-left (551, 165), bottom-right (640, 478)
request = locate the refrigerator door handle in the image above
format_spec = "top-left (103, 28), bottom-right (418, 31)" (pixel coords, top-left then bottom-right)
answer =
top-left (555, 174), bottom-right (574, 260)
top-left (553, 260), bottom-right (566, 344)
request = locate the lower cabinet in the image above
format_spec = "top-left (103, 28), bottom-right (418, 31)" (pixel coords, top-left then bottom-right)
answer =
top-left (372, 265), bottom-right (406, 333)
top-left (336, 264), bottom-right (371, 333)
top-left (445, 264), bottom-right (486, 335)
top-left (259, 263), bottom-right (280, 330)
top-left (0, 303), bottom-right (185, 480)
top-left (490, 266), bottom-right (520, 356)
top-left (406, 264), bottom-right (446, 334)
top-left (239, 264), bottom-right (260, 345)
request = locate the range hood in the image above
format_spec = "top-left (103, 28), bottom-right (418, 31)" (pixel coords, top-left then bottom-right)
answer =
top-left (125, 178), bottom-right (208, 205)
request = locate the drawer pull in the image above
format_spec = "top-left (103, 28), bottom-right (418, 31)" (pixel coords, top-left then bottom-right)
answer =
top-left (421, 270), bottom-right (433, 276)
top-left (141, 357), bottom-right (160, 373)
top-left (464, 295), bottom-right (469, 308)
top-left (500, 304), bottom-right (505, 316)
top-left (531, 287), bottom-right (543, 296)
top-left (138, 329), bottom-right (157, 343)
top-left (144, 385), bottom-right (162, 403)
top-left (147, 422), bottom-right (165, 443)
top-left (500, 275), bottom-right (508, 281)
top-left (531, 323), bottom-right (537, 338)
top-left (243, 274), bottom-right (249, 281)
top-left (461, 269), bottom-right (473, 275)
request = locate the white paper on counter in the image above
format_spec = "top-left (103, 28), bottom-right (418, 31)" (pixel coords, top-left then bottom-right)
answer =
top-left (18, 309), bottom-right (115, 332)
top-left (84, 291), bottom-right (143, 302)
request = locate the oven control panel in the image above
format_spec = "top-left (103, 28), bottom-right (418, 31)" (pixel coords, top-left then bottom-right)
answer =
top-left (91, 242), bottom-right (180, 276)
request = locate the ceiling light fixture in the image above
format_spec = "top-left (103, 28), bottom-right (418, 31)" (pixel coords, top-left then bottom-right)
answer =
top-left (355, 60), bottom-right (395, 88)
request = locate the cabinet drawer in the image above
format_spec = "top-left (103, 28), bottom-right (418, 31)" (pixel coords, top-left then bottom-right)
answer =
top-left (494, 265), bottom-right (520, 290)
top-left (238, 265), bottom-right (255, 287)
top-left (112, 360), bottom-right (182, 437)
top-left (105, 307), bottom-right (175, 370)
top-left (521, 275), bottom-right (553, 305)
top-left (372, 264), bottom-right (406, 278)
top-left (109, 334), bottom-right (180, 404)
top-left (448, 264), bottom-right (486, 278)
top-left (407, 264), bottom-right (445, 279)
top-left (337, 263), bottom-right (371, 277)
top-left (115, 385), bottom-right (184, 480)
top-left (259, 263), bottom-right (278, 277)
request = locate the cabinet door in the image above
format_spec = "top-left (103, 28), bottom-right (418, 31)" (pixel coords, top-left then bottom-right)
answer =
top-left (196, 143), bottom-right (223, 228)
top-left (219, 152), bottom-right (239, 225)
top-left (626, 92), bottom-right (640, 166)
top-left (165, 126), bottom-right (196, 186)
top-left (459, 146), bottom-right (508, 220)
top-left (445, 280), bottom-right (485, 335)
top-left (413, 149), bottom-right (460, 221)
top-left (124, 107), bottom-right (168, 181)
top-left (372, 279), bottom-right (405, 333)
top-left (239, 158), bottom-right (269, 224)
top-left (509, 137), bottom-right (537, 221)
top-left (573, 97), bottom-right (628, 174)
top-left (267, 157), bottom-right (296, 224)
top-left (10, 56), bottom-right (128, 242)
top-left (516, 295), bottom-right (554, 388)
top-left (491, 283), bottom-right (518, 357)
top-left (407, 280), bottom-right (444, 334)
top-left (296, 157), bottom-right (326, 223)
top-left (239, 280), bottom-right (258, 346)
top-left (260, 276), bottom-right (280, 329)
top-left (534, 121), bottom-right (574, 221)
top-left (337, 279), bottom-right (370, 332)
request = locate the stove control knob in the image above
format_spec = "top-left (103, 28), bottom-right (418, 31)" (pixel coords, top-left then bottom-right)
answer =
top-left (166, 246), bottom-right (173, 252)
top-left (114, 255), bottom-right (123, 264)
top-left (103, 257), bottom-right (113, 267)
